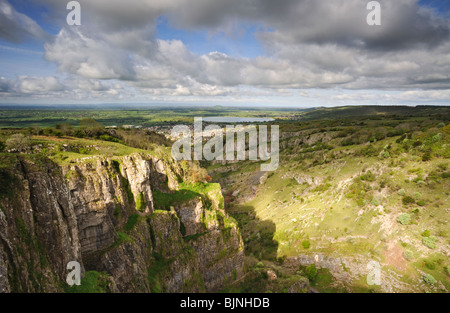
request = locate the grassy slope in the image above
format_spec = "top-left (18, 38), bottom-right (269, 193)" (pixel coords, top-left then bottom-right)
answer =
top-left (210, 113), bottom-right (450, 293)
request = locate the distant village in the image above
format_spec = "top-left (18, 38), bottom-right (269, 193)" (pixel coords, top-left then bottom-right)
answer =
top-left (105, 123), bottom-right (251, 141)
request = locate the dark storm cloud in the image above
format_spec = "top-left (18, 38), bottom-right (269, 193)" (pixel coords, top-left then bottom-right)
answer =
top-left (38, 0), bottom-right (450, 51)
top-left (255, 0), bottom-right (450, 51)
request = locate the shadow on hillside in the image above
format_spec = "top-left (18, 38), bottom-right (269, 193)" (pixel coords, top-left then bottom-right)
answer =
top-left (227, 205), bottom-right (278, 261)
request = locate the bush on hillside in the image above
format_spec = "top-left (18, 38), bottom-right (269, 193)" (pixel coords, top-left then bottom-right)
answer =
top-left (397, 213), bottom-right (411, 225)
top-left (402, 196), bottom-right (415, 206)
top-left (302, 240), bottom-right (310, 249)
top-left (403, 250), bottom-right (414, 261)
top-left (422, 236), bottom-right (437, 249)
top-left (423, 274), bottom-right (437, 285)
top-left (304, 264), bottom-right (318, 282)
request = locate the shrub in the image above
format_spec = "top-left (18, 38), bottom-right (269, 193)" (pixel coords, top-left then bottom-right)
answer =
top-left (304, 264), bottom-right (318, 282)
top-left (424, 260), bottom-right (436, 270)
top-left (432, 134), bottom-right (441, 142)
top-left (397, 189), bottom-right (406, 196)
top-left (413, 192), bottom-right (422, 200)
top-left (360, 171), bottom-right (375, 182)
top-left (79, 147), bottom-right (89, 155)
top-left (312, 183), bottom-right (331, 192)
top-left (422, 151), bottom-right (432, 162)
top-left (99, 134), bottom-right (119, 142)
top-left (302, 240), bottom-right (310, 249)
top-left (74, 130), bottom-right (85, 138)
top-left (397, 213), bottom-right (411, 225)
top-left (0, 141), bottom-right (5, 152)
top-left (421, 230), bottom-right (430, 237)
top-left (402, 196), bottom-right (415, 206)
top-left (422, 236), bottom-right (437, 249)
top-left (66, 271), bottom-right (112, 293)
top-left (416, 199), bottom-right (426, 206)
top-left (403, 250), bottom-right (414, 261)
top-left (6, 133), bottom-right (30, 151)
top-left (423, 274), bottom-right (437, 285)
top-left (371, 197), bottom-right (379, 206)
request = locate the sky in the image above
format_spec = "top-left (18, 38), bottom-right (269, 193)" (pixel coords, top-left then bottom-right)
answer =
top-left (0, 0), bottom-right (450, 107)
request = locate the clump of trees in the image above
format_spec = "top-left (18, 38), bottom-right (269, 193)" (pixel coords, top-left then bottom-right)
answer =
top-left (79, 118), bottom-right (105, 137)
top-left (116, 129), bottom-right (172, 149)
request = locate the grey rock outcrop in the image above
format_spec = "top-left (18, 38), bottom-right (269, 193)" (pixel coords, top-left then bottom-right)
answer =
top-left (0, 153), bottom-right (244, 293)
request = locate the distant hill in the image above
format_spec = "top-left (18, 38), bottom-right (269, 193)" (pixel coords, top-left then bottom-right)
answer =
top-left (295, 105), bottom-right (450, 121)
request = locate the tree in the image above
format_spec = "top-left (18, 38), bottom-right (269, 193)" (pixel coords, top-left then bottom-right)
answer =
top-left (80, 118), bottom-right (104, 137)
top-left (6, 134), bottom-right (30, 151)
top-left (56, 123), bottom-right (74, 136)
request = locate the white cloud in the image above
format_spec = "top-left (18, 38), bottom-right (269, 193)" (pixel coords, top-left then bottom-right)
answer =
top-left (14, 76), bottom-right (63, 94)
top-left (45, 28), bottom-right (136, 80)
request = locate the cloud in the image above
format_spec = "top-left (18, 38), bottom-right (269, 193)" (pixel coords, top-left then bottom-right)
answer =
top-left (0, 0), bottom-right (48, 43)
top-left (1, 0), bottom-right (449, 104)
top-left (38, 0), bottom-right (448, 51)
top-left (14, 76), bottom-right (63, 94)
top-left (257, 0), bottom-right (450, 51)
top-left (45, 28), bottom-right (136, 80)
top-left (0, 77), bottom-right (12, 93)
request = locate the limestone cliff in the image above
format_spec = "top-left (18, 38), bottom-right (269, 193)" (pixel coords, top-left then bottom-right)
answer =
top-left (0, 153), bottom-right (244, 293)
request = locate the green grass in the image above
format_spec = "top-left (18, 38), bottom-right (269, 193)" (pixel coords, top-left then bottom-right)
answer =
top-left (20, 135), bottom-right (157, 166)
top-left (152, 182), bottom-right (222, 210)
top-left (124, 214), bottom-right (140, 232)
top-left (65, 271), bottom-right (112, 293)
top-left (147, 253), bottom-right (174, 293)
top-left (113, 232), bottom-right (133, 248)
top-left (136, 193), bottom-right (146, 212)
top-left (210, 111), bottom-right (450, 292)
top-left (414, 253), bottom-right (449, 291)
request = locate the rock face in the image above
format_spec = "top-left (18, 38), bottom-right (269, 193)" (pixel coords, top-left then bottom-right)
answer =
top-left (0, 153), bottom-right (244, 293)
top-left (0, 157), bottom-right (82, 292)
